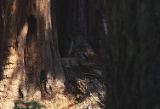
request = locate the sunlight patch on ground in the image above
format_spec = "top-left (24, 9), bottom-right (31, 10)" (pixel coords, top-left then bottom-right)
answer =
top-left (0, 47), bottom-right (20, 109)
top-left (42, 93), bottom-right (74, 109)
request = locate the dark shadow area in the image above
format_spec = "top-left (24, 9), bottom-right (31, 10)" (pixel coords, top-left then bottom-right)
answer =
top-left (40, 70), bottom-right (47, 85)
top-left (0, 1), bottom-right (15, 80)
top-left (55, 0), bottom-right (160, 109)
top-left (55, 0), bottom-right (88, 57)
top-left (55, 0), bottom-right (73, 57)
top-left (26, 15), bottom-right (37, 45)
top-left (55, 0), bottom-right (106, 108)
top-left (104, 1), bottom-right (160, 109)
top-left (40, 70), bottom-right (48, 96)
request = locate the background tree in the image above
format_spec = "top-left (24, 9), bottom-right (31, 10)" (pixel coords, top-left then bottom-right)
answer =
top-left (105, 0), bottom-right (160, 109)
top-left (55, 0), bottom-right (160, 109)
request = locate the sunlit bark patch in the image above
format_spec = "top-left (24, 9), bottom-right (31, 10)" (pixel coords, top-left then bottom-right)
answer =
top-left (0, 22), bottom-right (28, 108)
top-left (0, 47), bottom-right (19, 109)
top-left (36, 0), bottom-right (52, 40)
top-left (11, 0), bottom-right (17, 15)
top-left (3, 47), bottom-right (18, 78)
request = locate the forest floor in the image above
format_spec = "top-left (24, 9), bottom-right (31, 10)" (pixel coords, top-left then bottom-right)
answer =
top-left (59, 46), bottom-right (106, 109)
top-left (0, 45), bottom-right (106, 109)
top-left (40, 46), bottom-right (106, 109)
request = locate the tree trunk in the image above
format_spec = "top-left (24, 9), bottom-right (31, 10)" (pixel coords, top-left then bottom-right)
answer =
top-left (0, 0), bottom-right (65, 107)
top-left (55, 0), bottom-right (160, 108)
top-left (55, 0), bottom-right (88, 57)
top-left (105, 0), bottom-right (160, 109)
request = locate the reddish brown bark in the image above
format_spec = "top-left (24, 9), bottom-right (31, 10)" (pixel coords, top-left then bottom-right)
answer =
top-left (0, 0), bottom-right (66, 104)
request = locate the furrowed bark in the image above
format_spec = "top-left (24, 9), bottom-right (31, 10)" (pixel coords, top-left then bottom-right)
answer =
top-left (0, 0), bottom-right (66, 103)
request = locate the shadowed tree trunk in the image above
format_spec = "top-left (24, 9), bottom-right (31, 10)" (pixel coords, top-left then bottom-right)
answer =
top-left (55, 0), bottom-right (160, 109)
top-left (105, 0), bottom-right (160, 109)
top-left (55, 0), bottom-right (88, 57)
top-left (0, 0), bottom-right (65, 107)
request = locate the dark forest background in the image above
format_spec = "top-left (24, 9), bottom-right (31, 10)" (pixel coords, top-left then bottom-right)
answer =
top-left (55, 0), bottom-right (160, 109)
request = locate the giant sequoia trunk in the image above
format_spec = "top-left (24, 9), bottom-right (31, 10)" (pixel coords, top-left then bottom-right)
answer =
top-left (0, 0), bottom-right (65, 106)
top-left (105, 0), bottom-right (160, 109)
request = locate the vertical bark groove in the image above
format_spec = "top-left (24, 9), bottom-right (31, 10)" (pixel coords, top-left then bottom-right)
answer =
top-left (0, 0), bottom-right (66, 103)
